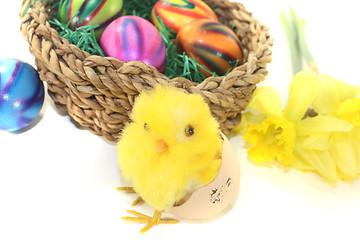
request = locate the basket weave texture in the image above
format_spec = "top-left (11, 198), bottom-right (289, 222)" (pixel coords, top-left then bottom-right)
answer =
top-left (20, 0), bottom-right (273, 142)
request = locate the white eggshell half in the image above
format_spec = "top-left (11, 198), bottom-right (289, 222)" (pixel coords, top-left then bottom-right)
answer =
top-left (169, 132), bottom-right (240, 220)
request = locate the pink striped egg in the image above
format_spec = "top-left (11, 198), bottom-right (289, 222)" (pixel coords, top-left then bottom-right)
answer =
top-left (100, 16), bottom-right (166, 72)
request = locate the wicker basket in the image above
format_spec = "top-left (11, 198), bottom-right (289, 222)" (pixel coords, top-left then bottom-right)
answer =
top-left (19, 0), bottom-right (273, 142)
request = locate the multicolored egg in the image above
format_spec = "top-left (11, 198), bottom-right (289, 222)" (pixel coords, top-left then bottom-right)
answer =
top-left (0, 59), bottom-right (44, 132)
top-left (176, 19), bottom-right (243, 77)
top-left (151, 0), bottom-right (218, 33)
top-left (100, 16), bottom-right (166, 72)
top-left (59, 0), bottom-right (125, 40)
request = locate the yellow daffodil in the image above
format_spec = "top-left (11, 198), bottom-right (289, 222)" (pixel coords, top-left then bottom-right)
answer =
top-left (234, 7), bottom-right (360, 186)
top-left (241, 70), bottom-right (322, 163)
top-left (237, 71), bottom-right (353, 185)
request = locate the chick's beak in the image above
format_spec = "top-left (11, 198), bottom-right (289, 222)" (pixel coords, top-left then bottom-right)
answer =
top-left (156, 140), bottom-right (168, 152)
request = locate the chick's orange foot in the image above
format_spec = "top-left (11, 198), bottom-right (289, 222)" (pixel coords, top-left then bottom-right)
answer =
top-left (117, 187), bottom-right (135, 192)
top-left (123, 210), bottom-right (179, 233)
top-left (117, 187), bottom-right (143, 207)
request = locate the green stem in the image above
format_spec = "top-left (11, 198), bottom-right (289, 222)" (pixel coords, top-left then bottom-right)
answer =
top-left (289, 8), bottom-right (317, 72)
top-left (280, 12), bottom-right (303, 75)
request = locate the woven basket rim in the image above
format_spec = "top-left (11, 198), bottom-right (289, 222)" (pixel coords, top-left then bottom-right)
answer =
top-left (19, 0), bottom-right (274, 141)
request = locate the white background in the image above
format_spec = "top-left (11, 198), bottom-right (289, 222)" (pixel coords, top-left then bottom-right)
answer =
top-left (1, 1), bottom-right (360, 239)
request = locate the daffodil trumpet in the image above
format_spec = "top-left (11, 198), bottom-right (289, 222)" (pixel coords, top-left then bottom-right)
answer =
top-left (233, 8), bottom-right (360, 186)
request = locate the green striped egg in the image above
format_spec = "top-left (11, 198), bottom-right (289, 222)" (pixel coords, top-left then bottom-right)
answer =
top-left (59, 0), bottom-right (125, 40)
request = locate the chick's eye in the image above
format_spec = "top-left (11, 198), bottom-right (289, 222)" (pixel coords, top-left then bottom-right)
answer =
top-left (185, 124), bottom-right (195, 137)
top-left (144, 123), bottom-right (150, 131)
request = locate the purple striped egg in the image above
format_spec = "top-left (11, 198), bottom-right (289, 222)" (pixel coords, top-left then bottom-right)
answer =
top-left (0, 59), bottom-right (44, 132)
top-left (100, 16), bottom-right (166, 72)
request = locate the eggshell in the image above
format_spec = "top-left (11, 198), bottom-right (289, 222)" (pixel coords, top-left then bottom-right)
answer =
top-left (169, 133), bottom-right (240, 220)
top-left (151, 0), bottom-right (218, 33)
top-left (100, 16), bottom-right (167, 72)
top-left (175, 19), bottom-right (243, 77)
top-left (59, 0), bottom-right (125, 40)
top-left (0, 59), bottom-right (44, 132)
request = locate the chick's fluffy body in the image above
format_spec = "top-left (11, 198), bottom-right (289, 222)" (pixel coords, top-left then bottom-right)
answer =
top-left (117, 85), bottom-right (222, 212)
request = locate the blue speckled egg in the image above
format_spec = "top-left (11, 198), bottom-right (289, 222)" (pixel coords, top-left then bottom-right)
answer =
top-left (0, 59), bottom-right (45, 132)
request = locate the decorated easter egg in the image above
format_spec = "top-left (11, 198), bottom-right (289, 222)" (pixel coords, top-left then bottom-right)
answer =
top-left (0, 59), bottom-right (44, 132)
top-left (59, 0), bottom-right (125, 40)
top-left (151, 0), bottom-right (218, 33)
top-left (100, 16), bottom-right (166, 72)
top-left (170, 133), bottom-right (240, 220)
top-left (176, 19), bottom-right (243, 77)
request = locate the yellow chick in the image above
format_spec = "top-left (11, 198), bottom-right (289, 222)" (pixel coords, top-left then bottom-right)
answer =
top-left (117, 84), bottom-right (223, 233)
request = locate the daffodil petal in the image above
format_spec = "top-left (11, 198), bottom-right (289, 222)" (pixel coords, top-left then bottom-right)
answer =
top-left (337, 171), bottom-right (358, 182)
top-left (313, 74), bottom-right (360, 115)
top-left (336, 98), bottom-right (360, 128)
top-left (296, 115), bottom-right (353, 136)
top-left (293, 144), bottom-right (339, 186)
top-left (330, 132), bottom-right (358, 181)
top-left (284, 70), bottom-right (320, 122)
top-left (291, 155), bottom-right (315, 172)
top-left (298, 133), bottom-right (330, 151)
top-left (351, 129), bottom-right (360, 175)
top-left (338, 128), bottom-right (360, 176)
top-left (312, 75), bottom-right (339, 115)
top-left (323, 74), bottom-right (360, 102)
top-left (247, 87), bottom-right (283, 118)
